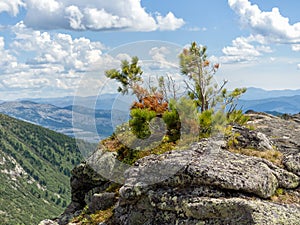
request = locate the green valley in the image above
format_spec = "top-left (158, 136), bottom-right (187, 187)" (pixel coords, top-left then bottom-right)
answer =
top-left (0, 113), bottom-right (84, 225)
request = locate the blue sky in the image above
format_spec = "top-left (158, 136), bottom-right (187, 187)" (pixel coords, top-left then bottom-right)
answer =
top-left (0, 0), bottom-right (300, 100)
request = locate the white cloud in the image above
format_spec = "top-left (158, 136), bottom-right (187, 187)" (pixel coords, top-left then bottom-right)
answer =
top-left (297, 64), bottom-right (300, 70)
top-left (83, 8), bottom-right (132, 30)
top-left (228, 0), bottom-right (300, 46)
top-left (223, 36), bottom-right (260, 57)
top-left (116, 53), bottom-right (131, 62)
top-left (156, 12), bottom-right (185, 31)
top-left (292, 44), bottom-right (300, 52)
top-left (21, 0), bottom-right (184, 31)
top-left (187, 27), bottom-right (202, 32)
top-left (0, 0), bottom-right (25, 16)
top-left (149, 46), bottom-right (169, 62)
top-left (0, 37), bottom-right (18, 68)
top-left (221, 36), bottom-right (272, 63)
top-left (26, 0), bottom-right (61, 12)
top-left (0, 23), bottom-right (121, 99)
top-left (65, 5), bottom-right (85, 30)
top-left (256, 45), bottom-right (272, 53)
top-left (149, 46), bottom-right (179, 69)
top-left (11, 22), bottom-right (109, 72)
top-left (225, 0), bottom-right (300, 65)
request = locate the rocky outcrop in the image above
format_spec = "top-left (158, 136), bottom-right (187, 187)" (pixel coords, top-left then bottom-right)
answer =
top-left (247, 112), bottom-right (300, 176)
top-left (231, 125), bottom-right (273, 150)
top-left (49, 112), bottom-right (300, 225)
top-left (108, 140), bottom-right (299, 225)
top-left (247, 112), bottom-right (300, 154)
top-left (55, 162), bottom-right (115, 224)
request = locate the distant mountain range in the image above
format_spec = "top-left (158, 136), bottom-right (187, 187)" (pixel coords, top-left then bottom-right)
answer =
top-left (0, 113), bottom-right (83, 224)
top-left (238, 95), bottom-right (300, 114)
top-left (19, 87), bottom-right (300, 114)
top-left (236, 87), bottom-right (300, 114)
top-left (0, 87), bottom-right (299, 142)
top-left (20, 93), bottom-right (120, 110)
top-left (240, 87), bottom-right (300, 100)
top-left (0, 101), bottom-right (114, 142)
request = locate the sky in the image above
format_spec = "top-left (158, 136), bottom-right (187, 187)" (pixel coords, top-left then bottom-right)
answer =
top-left (0, 0), bottom-right (300, 100)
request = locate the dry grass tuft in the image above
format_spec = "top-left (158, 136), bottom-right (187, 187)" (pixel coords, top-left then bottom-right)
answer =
top-left (270, 188), bottom-right (300, 204)
top-left (228, 148), bottom-right (283, 167)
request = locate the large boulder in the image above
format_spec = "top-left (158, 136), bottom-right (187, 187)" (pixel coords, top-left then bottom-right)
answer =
top-left (109, 139), bottom-right (300, 225)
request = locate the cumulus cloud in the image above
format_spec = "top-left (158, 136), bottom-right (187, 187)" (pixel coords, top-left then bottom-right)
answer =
top-left (0, 23), bottom-right (123, 99)
top-left (228, 0), bottom-right (300, 46)
top-left (222, 0), bottom-right (300, 63)
top-left (223, 37), bottom-right (260, 57)
top-left (156, 12), bottom-right (185, 31)
top-left (221, 35), bottom-right (272, 63)
top-left (26, 0), bottom-right (61, 12)
top-left (0, 37), bottom-right (18, 69)
top-left (0, 0), bottom-right (25, 16)
top-left (11, 22), bottom-right (110, 72)
top-left (65, 5), bottom-right (85, 30)
top-left (20, 0), bottom-right (184, 31)
top-left (83, 7), bottom-right (132, 30)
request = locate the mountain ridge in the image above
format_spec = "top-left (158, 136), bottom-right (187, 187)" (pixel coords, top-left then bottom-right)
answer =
top-left (238, 94), bottom-right (300, 114)
top-left (240, 87), bottom-right (300, 100)
top-left (0, 101), bottom-right (114, 141)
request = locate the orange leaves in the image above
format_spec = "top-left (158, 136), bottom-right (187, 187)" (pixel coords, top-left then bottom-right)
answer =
top-left (203, 61), bottom-right (219, 70)
top-left (131, 92), bottom-right (168, 114)
top-left (203, 60), bottom-right (210, 67)
top-left (131, 84), bottom-right (168, 114)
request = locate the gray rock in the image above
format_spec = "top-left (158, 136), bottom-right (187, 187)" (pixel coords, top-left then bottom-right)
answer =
top-left (38, 220), bottom-right (59, 225)
top-left (110, 140), bottom-right (300, 225)
top-left (70, 163), bottom-right (109, 206)
top-left (183, 197), bottom-right (300, 225)
top-left (247, 112), bottom-right (300, 154)
top-left (231, 125), bottom-right (273, 150)
top-left (88, 192), bottom-right (117, 213)
top-left (283, 152), bottom-right (300, 176)
top-left (58, 161), bottom-right (112, 225)
top-left (263, 159), bottom-right (299, 189)
top-left (120, 141), bottom-right (298, 199)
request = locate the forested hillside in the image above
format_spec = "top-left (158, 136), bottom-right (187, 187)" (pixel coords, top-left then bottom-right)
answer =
top-left (0, 113), bottom-right (84, 225)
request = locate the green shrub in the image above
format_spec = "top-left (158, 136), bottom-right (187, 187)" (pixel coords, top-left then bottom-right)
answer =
top-left (198, 109), bottom-right (213, 138)
top-left (129, 108), bottom-right (157, 139)
top-left (227, 109), bottom-right (249, 126)
top-left (162, 104), bottom-right (180, 142)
